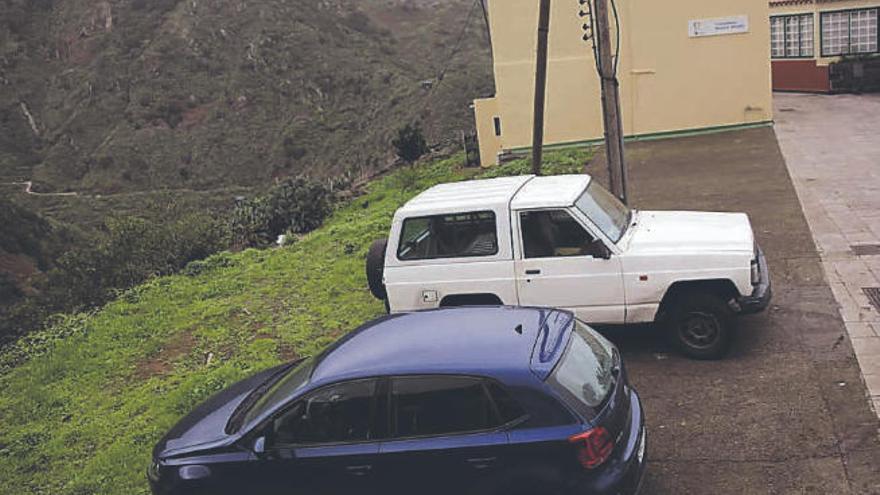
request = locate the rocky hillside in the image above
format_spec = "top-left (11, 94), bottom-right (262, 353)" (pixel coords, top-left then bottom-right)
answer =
top-left (0, 0), bottom-right (493, 194)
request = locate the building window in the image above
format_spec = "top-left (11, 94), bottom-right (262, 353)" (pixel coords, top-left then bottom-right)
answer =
top-left (821, 8), bottom-right (879, 56)
top-left (771, 14), bottom-right (814, 58)
top-left (493, 116), bottom-right (502, 136)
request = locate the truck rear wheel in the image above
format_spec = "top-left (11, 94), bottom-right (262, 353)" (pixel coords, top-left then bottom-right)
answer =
top-left (366, 238), bottom-right (388, 301)
top-left (667, 293), bottom-right (734, 360)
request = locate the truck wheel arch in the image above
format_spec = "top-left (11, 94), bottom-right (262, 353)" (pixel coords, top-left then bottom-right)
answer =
top-left (440, 294), bottom-right (504, 308)
top-left (657, 279), bottom-right (740, 320)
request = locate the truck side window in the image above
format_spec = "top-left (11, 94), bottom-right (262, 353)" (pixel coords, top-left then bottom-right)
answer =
top-left (398, 211), bottom-right (498, 260)
top-left (521, 210), bottom-right (595, 259)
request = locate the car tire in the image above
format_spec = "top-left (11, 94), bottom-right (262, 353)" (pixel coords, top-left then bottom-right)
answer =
top-left (366, 238), bottom-right (388, 301)
top-left (667, 292), bottom-right (735, 360)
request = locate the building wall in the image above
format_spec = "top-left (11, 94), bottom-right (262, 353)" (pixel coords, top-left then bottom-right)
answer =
top-left (474, 97), bottom-right (503, 167)
top-left (474, 0), bottom-right (774, 165)
top-left (770, 0), bottom-right (880, 92)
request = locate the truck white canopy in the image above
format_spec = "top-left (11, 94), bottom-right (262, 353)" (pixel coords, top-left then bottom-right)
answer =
top-left (397, 174), bottom-right (593, 217)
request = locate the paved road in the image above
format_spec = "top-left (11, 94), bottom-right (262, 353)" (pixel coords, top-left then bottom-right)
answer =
top-left (775, 93), bottom-right (880, 419)
top-left (587, 127), bottom-right (880, 494)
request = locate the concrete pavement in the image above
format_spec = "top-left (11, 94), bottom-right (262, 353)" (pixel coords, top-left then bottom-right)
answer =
top-left (775, 92), bottom-right (880, 419)
top-left (587, 126), bottom-right (880, 494)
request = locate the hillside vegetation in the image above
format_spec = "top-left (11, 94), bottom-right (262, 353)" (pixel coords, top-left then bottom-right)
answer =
top-left (0, 0), bottom-right (492, 193)
top-left (0, 151), bottom-right (589, 495)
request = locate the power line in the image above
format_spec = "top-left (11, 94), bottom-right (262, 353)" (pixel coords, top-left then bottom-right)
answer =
top-left (412, 0), bottom-right (481, 120)
top-left (435, 0), bottom-right (480, 84)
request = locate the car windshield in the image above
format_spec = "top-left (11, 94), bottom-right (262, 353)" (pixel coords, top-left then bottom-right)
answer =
top-left (549, 320), bottom-right (616, 415)
top-left (574, 181), bottom-right (631, 243)
top-left (240, 357), bottom-right (315, 428)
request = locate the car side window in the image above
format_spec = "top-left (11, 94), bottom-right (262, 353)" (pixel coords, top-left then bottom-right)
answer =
top-left (397, 211), bottom-right (498, 260)
top-left (486, 382), bottom-right (527, 424)
top-left (390, 376), bottom-right (498, 438)
top-left (271, 379), bottom-right (377, 446)
top-left (520, 210), bottom-right (595, 259)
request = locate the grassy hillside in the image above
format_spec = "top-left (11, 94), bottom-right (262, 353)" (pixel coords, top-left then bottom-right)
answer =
top-left (0, 0), bottom-right (492, 194)
top-left (0, 151), bottom-right (589, 494)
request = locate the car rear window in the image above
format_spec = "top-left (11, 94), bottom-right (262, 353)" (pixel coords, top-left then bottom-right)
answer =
top-left (397, 211), bottom-right (498, 260)
top-left (548, 321), bottom-right (616, 415)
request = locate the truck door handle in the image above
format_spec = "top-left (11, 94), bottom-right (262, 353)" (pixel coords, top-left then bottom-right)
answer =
top-left (345, 465), bottom-right (373, 476)
top-left (466, 457), bottom-right (497, 469)
top-left (525, 269), bottom-right (541, 275)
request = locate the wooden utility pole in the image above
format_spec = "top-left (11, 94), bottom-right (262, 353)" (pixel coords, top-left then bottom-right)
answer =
top-left (593, 0), bottom-right (628, 203)
top-left (531, 0), bottom-right (552, 176)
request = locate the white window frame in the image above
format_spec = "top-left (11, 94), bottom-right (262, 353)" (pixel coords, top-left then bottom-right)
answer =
top-left (821, 8), bottom-right (879, 57)
top-left (771, 13), bottom-right (815, 59)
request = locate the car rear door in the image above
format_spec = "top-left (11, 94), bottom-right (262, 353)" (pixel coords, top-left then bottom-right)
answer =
top-left (384, 209), bottom-right (518, 311)
top-left (514, 209), bottom-right (625, 324)
top-left (376, 375), bottom-right (511, 495)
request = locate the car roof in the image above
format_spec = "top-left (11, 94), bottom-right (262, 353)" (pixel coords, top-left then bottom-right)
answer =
top-left (308, 307), bottom-right (572, 386)
top-left (395, 174), bottom-right (592, 217)
top-left (510, 174), bottom-right (592, 210)
top-left (396, 175), bottom-right (532, 216)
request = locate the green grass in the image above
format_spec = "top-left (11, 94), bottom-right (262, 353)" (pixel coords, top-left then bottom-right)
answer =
top-left (0, 150), bottom-right (589, 494)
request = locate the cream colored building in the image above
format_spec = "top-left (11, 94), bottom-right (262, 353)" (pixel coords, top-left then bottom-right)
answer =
top-left (769, 0), bottom-right (879, 92)
top-left (474, 0), bottom-right (774, 166)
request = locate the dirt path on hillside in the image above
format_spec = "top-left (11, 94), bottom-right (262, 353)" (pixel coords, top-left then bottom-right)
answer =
top-left (3, 181), bottom-right (79, 197)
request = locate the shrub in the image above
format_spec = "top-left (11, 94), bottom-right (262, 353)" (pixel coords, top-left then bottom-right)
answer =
top-left (44, 209), bottom-right (229, 311)
top-left (231, 176), bottom-right (334, 249)
top-left (392, 123), bottom-right (428, 163)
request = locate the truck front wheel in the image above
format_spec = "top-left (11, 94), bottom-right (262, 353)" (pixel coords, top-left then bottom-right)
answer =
top-left (667, 293), bottom-right (734, 360)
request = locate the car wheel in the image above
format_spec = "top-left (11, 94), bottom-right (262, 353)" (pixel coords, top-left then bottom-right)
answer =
top-left (365, 238), bottom-right (388, 301)
top-left (668, 293), bottom-right (734, 360)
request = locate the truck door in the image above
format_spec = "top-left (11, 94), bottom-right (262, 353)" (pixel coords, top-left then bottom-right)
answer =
top-left (513, 209), bottom-right (625, 324)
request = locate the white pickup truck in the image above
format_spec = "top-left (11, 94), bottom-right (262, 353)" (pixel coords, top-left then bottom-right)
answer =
top-left (366, 174), bottom-right (771, 359)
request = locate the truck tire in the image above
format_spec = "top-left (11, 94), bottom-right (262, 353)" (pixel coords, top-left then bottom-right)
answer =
top-left (366, 238), bottom-right (388, 301)
top-left (667, 292), bottom-right (734, 360)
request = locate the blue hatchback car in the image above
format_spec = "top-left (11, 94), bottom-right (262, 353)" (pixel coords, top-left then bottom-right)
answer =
top-left (148, 307), bottom-right (647, 495)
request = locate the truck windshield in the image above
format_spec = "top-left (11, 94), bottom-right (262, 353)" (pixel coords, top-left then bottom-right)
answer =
top-left (574, 181), bottom-right (631, 243)
top-left (548, 320), bottom-right (616, 415)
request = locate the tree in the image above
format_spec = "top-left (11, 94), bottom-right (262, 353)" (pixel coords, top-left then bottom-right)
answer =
top-left (392, 123), bottom-right (428, 163)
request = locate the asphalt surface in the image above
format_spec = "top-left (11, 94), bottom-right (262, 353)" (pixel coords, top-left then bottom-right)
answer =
top-left (586, 127), bottom-right (880, 494)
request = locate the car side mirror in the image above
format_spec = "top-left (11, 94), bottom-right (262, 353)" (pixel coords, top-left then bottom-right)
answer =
top-left (588, 239), bottom-right (612, 260)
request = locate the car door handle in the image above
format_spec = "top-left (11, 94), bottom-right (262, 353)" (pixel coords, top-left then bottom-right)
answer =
top-left (525, 269), bottom-right (541, 275)
top-left (466, 457), bottom-right (497, 470)
top-left (345, 465), bottom-right (373, 476)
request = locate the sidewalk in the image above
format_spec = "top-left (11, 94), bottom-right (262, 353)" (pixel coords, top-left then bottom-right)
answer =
top-left (775, 93), bottom-right (880, 418)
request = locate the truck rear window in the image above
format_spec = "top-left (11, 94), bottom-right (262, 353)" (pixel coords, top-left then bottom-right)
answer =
top-left (549, 321), bottom-right (616, 415)
top-left (397, 211), bottom-right (498, 260)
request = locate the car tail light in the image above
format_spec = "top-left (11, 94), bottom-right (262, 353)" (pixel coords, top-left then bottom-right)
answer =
top-left (751, 243), bottom-right (761, 285)
top-left (568, 427), bottom-right (614, 469)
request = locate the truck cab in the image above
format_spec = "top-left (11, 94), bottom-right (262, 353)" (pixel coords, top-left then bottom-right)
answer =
top-left (366, 175), bottom-right (771, 359)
